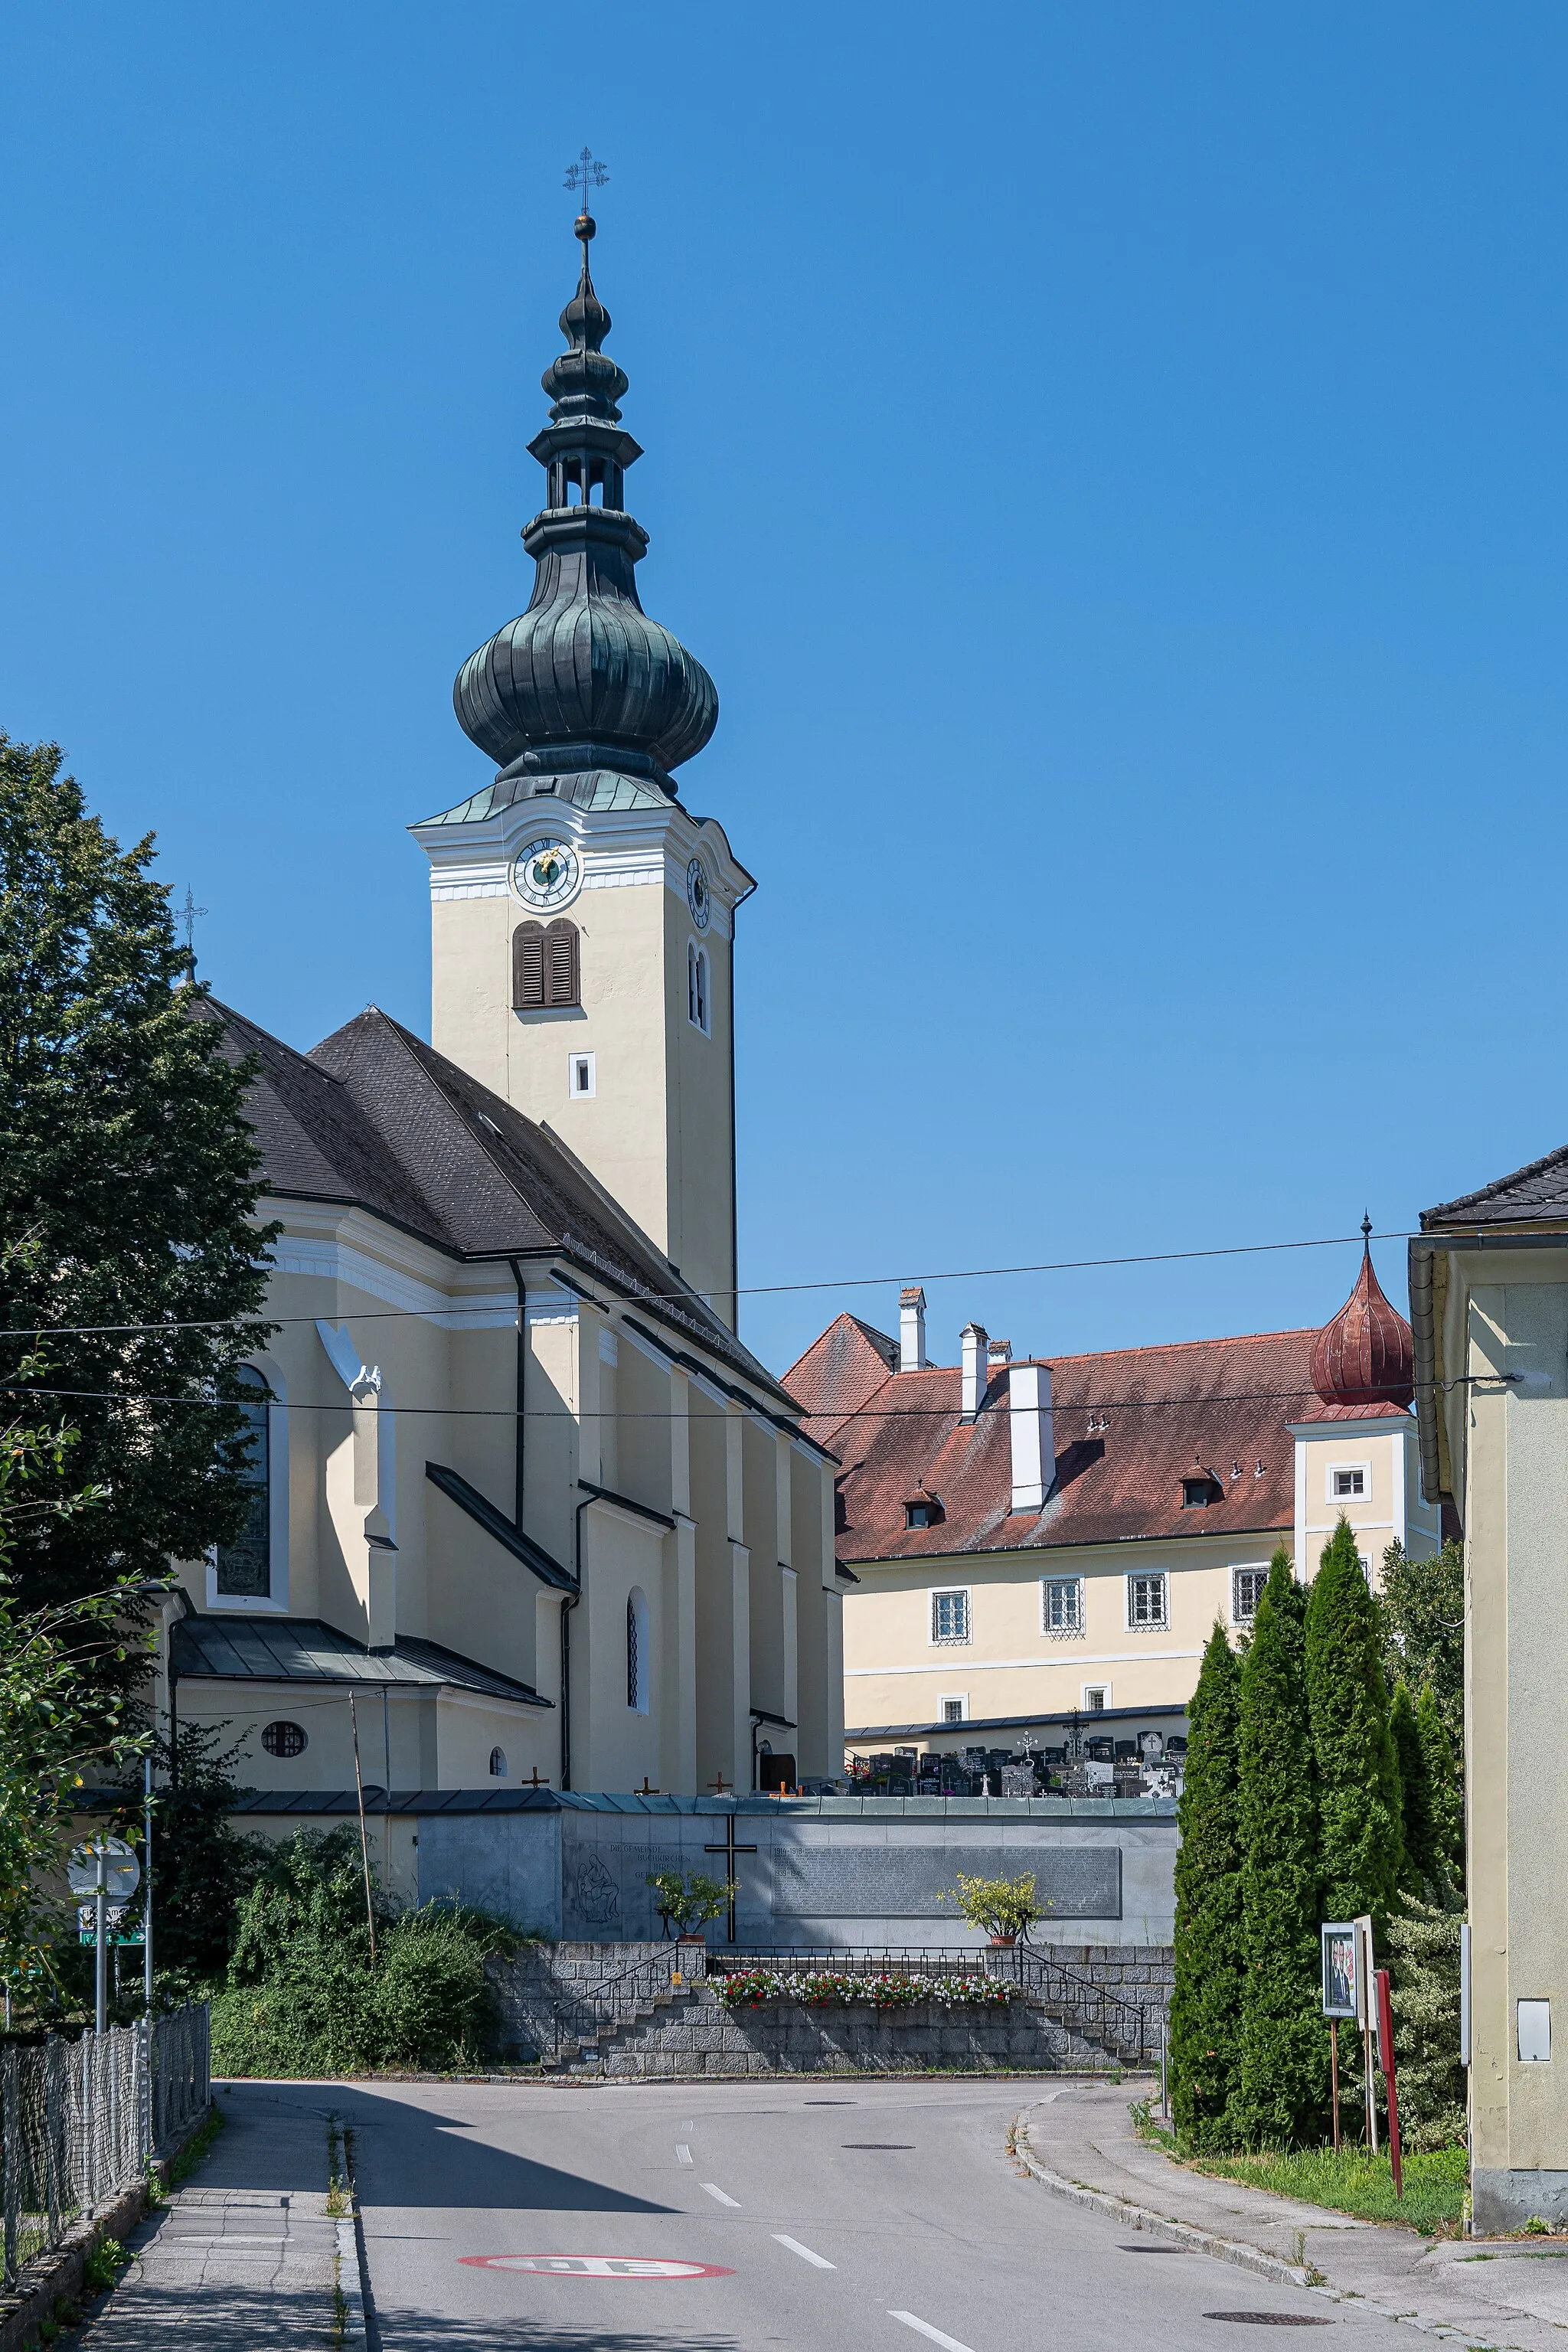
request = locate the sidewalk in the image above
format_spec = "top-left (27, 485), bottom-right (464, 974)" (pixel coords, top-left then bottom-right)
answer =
top-left (77, 2085), bottom-right (345, 2352)
top-left (1017, 2084), bottom-right (1568, 2352)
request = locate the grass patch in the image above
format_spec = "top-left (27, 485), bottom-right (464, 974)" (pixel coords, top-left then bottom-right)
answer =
top-left (1194, 2144), bottom-right (1467, 2235)
top-left (166, 2099), bottom-right (227, 2187)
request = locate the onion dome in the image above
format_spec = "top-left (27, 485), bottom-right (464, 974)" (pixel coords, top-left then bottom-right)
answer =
top-left (1309, 1221), bottom-right (1415, 1409)
top-left (452, 213), bottom-right (717, 792)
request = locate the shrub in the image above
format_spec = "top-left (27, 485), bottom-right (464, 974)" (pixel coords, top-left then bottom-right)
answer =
top-left (938, 1872), bottom-right (1050, 1939)
top-left (645, 1870), bottom-right (734, 1932)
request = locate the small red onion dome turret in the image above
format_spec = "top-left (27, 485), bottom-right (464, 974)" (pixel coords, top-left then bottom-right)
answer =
top-left (1309, 1220), bottom-right (1415, 1409)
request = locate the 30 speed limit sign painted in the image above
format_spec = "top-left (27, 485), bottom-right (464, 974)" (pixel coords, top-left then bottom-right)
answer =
top-left (459, 2255), bottom-right (733, 2279)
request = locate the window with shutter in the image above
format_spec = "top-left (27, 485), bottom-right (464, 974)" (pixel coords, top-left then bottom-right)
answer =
top-left (544, 918), bottom-right (579, 1008)
top-left (513, 922), bottom-right (546, 1010)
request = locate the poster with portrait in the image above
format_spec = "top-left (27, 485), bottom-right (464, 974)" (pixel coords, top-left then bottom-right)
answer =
top-left (1321, 1921), bottom-right (1358, 2018)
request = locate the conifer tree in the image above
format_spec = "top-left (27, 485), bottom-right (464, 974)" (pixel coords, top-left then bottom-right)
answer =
top-left (1416, 1681), bottom-right (1464, 1893)
top-left (1386, 1888), bottom-right (1466, 2150)
top-left (1306, 1517), bottom-right (1404, 1939)
top-left (1390, 1678), bottom-right (1436, 1892)
top-left (1171, 1622), bottom-right (1244, 2148)
top-left (1235, 1547), bottom-right (1325, 2145)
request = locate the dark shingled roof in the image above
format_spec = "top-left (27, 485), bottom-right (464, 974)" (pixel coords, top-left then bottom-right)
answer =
top-left (786, 1325), bottom-right (1330, 1560)
top-left (1423, 1138), bottom-right (1568, 1230)
top-left (198, 994), bottom-right (789, 1400)
top-left (171, 1614), bottom-right (550, 1706)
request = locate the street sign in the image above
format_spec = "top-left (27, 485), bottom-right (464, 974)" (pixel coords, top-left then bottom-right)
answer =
top-left (67, 1838), bottom-right (140, 1904)
top-left (458, 2256), bottom-right (733, 2278)
top-left (77, 1905), bottom-right (144, 1948)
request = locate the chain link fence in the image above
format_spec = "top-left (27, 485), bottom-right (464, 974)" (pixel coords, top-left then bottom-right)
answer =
top-left (1, 2004), bottom-right (210, 2286)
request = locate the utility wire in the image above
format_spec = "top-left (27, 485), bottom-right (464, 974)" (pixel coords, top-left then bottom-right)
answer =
top-left (0, 1225), bottom-right (1417, 1341)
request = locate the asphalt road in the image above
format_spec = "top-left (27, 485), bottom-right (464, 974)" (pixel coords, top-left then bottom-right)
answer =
top-left (328, 2077), bottom-right (1429, 2352)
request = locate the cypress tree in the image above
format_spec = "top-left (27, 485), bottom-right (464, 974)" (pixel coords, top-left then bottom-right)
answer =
top-left (1306, 1517), bottom-right (1404, 1940)
top-left (1417, 1681), bottom-right (1464, 1893)
top-left (1390, 1678), bottom-right (1436, 1892)
top-left (1170, 1622), bottom-right (1244, 2148)
top-left (1235, 1547), bottom-right (1325, 2146)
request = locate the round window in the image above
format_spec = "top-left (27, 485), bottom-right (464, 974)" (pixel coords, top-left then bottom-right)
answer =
top-left (261, 1720), bottom-right (307, 1759)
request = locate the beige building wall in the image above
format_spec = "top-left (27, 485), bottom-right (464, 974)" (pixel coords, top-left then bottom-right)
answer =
top-left (1424, 1246), bottom-right (1568, 2230)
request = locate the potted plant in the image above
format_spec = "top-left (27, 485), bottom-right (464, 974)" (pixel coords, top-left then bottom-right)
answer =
top-left (647, 1869), bottom-right (736, 1942)
top-left (939, 1870), bottom-right (1052, 1945)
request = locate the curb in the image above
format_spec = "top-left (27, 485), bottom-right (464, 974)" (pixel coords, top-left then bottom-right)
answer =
top-left (336, 2216), bottom-right (368, 2346)
top-left (1011, 2111), bottom-right (1313, 2288)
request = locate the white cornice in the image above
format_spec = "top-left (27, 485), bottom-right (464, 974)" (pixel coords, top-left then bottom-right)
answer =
top-left (415, 798), bottom-right (750, 936)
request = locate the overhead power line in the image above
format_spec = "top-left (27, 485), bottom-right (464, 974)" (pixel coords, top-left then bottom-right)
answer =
top-left (0, 1225), bottom-right (1416, 1343)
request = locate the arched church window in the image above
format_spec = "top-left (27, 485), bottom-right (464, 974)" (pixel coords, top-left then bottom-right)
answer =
top-left (688, 942), bottom-right (709, 1036)
top-left (626, 1586), bottom-right (649, 1713)
top-left (215, 1366), bottom-right (271, 1597)
top-left (514, 919), bottom-right (580, 1011)
top-left (489, 1746), bottom-right (508, 1779)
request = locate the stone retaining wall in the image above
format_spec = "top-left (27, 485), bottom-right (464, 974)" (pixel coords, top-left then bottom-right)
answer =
top-left (567, 1984), bottom-right (1107, 2077)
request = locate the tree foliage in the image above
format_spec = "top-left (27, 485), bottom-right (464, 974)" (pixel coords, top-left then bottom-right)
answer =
top-left (1386, 1887), bottom-right (1467, 2152)
top-left (1417, 1681), bottom-right (1463, 1893)
top-left (0, 735), bottom-right (275, 1659)
top-left (1171, 1622), bottom-right (1245, 2148)
top-left (1306, 1518), bottom-right (1404, 1940)
top-left (1389, 1678), bottom-right (1436, 1893)
top-left (1378, 1538), bottom-right (1463, 1753)
top-left (109, 1720), bottom-right (269, 1990)
top-left (1236, 1547), bottom-right (1325, 2146)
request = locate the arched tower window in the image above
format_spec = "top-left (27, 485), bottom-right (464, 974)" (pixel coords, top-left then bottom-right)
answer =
top-left (626, 1586), bottom-right (649, 1713)
top-left (687, 942), bottom-right (709, 1036)
top-left (514, 918), bottom-right (580, 1011)
top-left (215, 1366), bottom-right (271, 1597)
top-left (489, 1746), bottom-right (508, 1779)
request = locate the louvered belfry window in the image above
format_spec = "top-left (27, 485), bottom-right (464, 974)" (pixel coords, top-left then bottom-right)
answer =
top-left (513, 918), bottom-right (580, 1010)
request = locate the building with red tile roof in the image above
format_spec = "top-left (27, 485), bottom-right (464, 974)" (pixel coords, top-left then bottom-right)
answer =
top-left (785, 1243), bottom-right (1441, 1762)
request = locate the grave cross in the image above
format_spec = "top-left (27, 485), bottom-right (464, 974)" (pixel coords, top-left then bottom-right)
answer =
top-left (703, 1811), bottom-right (757, 1945)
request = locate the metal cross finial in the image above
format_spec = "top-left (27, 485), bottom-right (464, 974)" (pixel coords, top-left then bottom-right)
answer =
top-left (178, 887), bottom-right (208, 964)
top-left (564, 145), bottom-right (609, 211)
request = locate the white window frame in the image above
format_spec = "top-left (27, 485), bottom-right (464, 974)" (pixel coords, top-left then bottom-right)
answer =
top-left (1082, 1682), bottom-right (1111, 1711)
top-left (1327, 1460), bottom-right (1370, 1503)
top-left (568, 1049), bottom-right (596, 1099)
top-left (687, 939), bottom-right (711, 1037)
top-left (207, 1357), bottom-right (289, 1614)
top-left (938, 1694), bottom-right (968, 1724)
top-left (1126, 1571), bottom-right (1168, 1631)
top-left (1041, 1575), bottom-right (1084, 1638)
top-left (929, 1588), bottom-right (971, 1645)
top-left (1230, 1562), bottom-right (1269, 1628)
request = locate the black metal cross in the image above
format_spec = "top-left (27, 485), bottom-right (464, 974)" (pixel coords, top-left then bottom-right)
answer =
top-left (703, 1811), bottom-right (757, 1945)
top-left (179, 886), bottom-right (208, 968)
top-left (564, 145), bottom-right (609, 211)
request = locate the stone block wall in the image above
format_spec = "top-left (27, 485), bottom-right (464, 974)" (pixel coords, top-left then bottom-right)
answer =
top-left (569, 1984), bottom-right (1107, 2077)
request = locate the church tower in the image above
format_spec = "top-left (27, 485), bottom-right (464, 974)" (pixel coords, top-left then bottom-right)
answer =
top-left (413, 208), bottom-right (749, 1324)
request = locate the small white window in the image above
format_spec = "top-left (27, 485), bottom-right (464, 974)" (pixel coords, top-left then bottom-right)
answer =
top-left (569, 1050), bottom-right (596, 1099)
top-left (939, 1695), bottom-right (967, 1724)
top-left (1082, 1684), bottom-right (1109, 1711)
top-left (687, 940), bottom-right (710, 1036)
top-left (930, 1589), bottom-right (970, 1645)
top-left (1042, 1576), bottom-right (1083, 1636)
top-left (1231, 1566), bottom-right (1268, 1626)
top-left (1328, 1462), bottom-right (1369, 1501)
top-left (1127, 1573), bottom-right (1168, 1629)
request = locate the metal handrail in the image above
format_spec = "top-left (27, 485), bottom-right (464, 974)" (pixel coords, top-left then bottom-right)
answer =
top-left (533, 1945), bottom-right (697, 2060)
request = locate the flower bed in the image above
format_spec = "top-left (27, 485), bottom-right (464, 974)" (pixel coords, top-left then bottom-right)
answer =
top-left (713, 1969), bottom-right (1018, 2011)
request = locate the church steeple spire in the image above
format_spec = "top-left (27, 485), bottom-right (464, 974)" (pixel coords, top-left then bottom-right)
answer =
top-left (452, 211), bottom-right (717, 793)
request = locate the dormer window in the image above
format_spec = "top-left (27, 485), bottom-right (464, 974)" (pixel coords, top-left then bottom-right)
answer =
top-left (904, 1493), bottom-right (944, 1530)
top-left (1181, 1474), bottom-right (1221, 1509)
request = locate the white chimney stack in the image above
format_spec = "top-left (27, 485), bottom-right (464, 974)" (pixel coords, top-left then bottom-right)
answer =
top-left (960, 1323), bottom-right (989, 1419)
top-left (899, 1285), bottom-right (928, 1373)
top-left (1009, 1361), bottom-right (1057, 1514)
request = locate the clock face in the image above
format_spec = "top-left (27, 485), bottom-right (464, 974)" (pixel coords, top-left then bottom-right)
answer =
top-left (687, 856), bottom-right (711, 932)
top-left (514, 837), bottom-right (580, 909)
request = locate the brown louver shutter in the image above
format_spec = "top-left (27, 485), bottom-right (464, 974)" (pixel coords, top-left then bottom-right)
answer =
top-left (512, 922), bottom-right (546, 1010)
top-left (544, 918), bottom-right (580, 1008)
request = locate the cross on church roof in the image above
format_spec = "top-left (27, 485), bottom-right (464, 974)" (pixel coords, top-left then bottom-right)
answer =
top-left (564, 145), bottom-right (609, 211)
top-left (178, 887), bottom-right (208, 970)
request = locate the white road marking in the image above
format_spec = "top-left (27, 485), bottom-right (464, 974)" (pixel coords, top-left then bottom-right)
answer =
top-left (676, 2145), bottom-right (693, 2165)
top-left (773, 2233), bottom-right (835, 2269)
top-left (888, 2313), bottom-right (978, 2352)
top-left (702, 2182), bottom-right (741, 2208)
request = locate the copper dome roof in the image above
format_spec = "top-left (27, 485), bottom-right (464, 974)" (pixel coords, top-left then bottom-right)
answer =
top-left (1309, 1234), bottom-right (1415, 1409)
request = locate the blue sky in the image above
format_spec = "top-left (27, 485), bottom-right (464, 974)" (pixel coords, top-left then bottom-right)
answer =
top-left (2, 3), bottom-right (1565, 1377)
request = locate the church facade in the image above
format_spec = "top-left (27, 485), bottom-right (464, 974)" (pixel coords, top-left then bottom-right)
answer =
top-left (155, 211), bottom-right (846, 1803)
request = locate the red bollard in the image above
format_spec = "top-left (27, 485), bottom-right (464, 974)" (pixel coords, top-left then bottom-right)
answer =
top-left (1375, 1967), bottom-right (1403, 2200)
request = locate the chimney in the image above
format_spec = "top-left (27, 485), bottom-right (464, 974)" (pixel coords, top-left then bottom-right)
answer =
top-left (899, 1286), bottom-right (928, 1374)
top-left (1009, 1361), bottom-right (1057, 1514)
top-left (960, 1323), bottom-right (989, 1420)
top-left (988, 1338), bottom-right (1012, 1369)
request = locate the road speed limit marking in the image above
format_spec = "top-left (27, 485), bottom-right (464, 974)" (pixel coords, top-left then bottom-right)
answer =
top-left (459, 2255), bottom-right (733, 2279)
